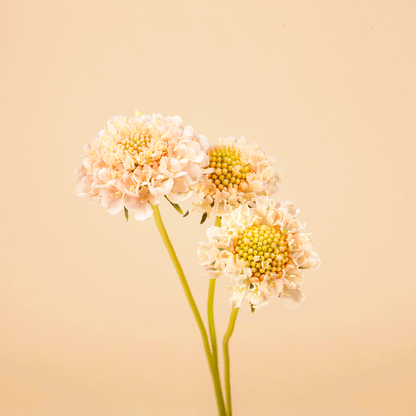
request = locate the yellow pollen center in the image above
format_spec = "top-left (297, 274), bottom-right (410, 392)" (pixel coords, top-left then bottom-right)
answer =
top-left (120, 130), bottom-right (151, 158)
top-left (234, 224), bottom-right (291, 280)
top-left (207, 146), bottom-right (249, 191)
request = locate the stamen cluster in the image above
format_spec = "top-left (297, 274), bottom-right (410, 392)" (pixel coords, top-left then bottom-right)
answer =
top-left (207, 146), bottom-right (249, 192)
top-left (234, 224), bottom-right (290, 280)
top-left (191, 136), bottom-right (282, 218)
top-left (120, 130), bottom-right (151, 158)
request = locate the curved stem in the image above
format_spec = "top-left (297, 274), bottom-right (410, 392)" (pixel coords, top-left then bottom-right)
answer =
top-left (223, 307), bottom-right (240, 416)
top-left (151, 205), bottom-right (226, 416)
top-left (207, 216), bottom-right (224, 413)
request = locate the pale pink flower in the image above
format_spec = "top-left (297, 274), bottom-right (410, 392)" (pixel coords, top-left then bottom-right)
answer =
top-left (198, 197), bottom-right (320, 309)
top-left (76, 112), bottom-right (209, 220)
top-left (191, 136), bottom-right (282, 219)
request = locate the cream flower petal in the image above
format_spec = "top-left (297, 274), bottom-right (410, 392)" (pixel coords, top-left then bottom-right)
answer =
top-left (198, 197), bottom-right (319, 310)
top-left (280, 285), bottom-right (305, 308)
top-left (247, 179), bottom-right (264, 192)
top-left (293, 250), bottom-right (321, 270)
top-left (282, 263), bottom-right (304, 288)
top-left (289, 233), bottom-right (313, 253)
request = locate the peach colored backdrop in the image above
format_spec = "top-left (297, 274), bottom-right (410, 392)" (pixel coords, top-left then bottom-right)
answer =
top-left (1, 0), bottom-right (415, 415)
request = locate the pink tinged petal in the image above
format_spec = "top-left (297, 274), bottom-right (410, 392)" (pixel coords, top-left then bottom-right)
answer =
top-left (171, 178), bottom-right (189, 194)
top-left (100, 187), bottom-right (119, 207)
top-left (76, 176), bottom-right (93, 195)
top-left (106, 196), bottom-right (124, 215)
top-left (184, 164), bottom-right (201, 182)
top-left (98, 167), bottom-right (111, 182)
top-left (155, 178), bottom-right (174, 195)
top-left (82, 158), bottom-right (92, 170)
top-left (134, 202), bottom-right (153, 221)
top-left (123, 194), bottom-right (141, 211)
top-left (147, 185), bottom-right (158, 196)
top-left (75, 163), bottom-right (86, 174)
top-left (169, 158), bottom-right (181, 172)
top-left (173, 171), bottom-right (188, 178)
top-left (281, 286), bottom-right (305, 308)
top-left (197, 134), bottom-right (209, 151)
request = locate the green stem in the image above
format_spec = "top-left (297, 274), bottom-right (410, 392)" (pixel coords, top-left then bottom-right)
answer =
top-left (151, 204), bottom-right (226, 416)
top-left (223, 307), bottom-right (240, 416)
top-left (207, 216), bottom-right (225, 414)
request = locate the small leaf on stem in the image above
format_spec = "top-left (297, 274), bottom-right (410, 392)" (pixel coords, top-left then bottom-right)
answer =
top-left (164, 196), bottom-right (184, 215)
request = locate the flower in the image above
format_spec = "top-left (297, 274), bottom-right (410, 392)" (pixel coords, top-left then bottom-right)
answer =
top-left (191, 136), bottom-right (282, 219)
top-left (198, 197), bottom-right (320, 309)
top-left (76, 112), bottom-right (209, 220)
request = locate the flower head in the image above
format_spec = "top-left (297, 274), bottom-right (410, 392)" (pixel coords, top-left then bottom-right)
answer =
top-left (191, 136), bottom-right (282, 218)
top-left (198, 197), bottom-right (320, 309)
top-left (76, 112), bottom-right (209, 220)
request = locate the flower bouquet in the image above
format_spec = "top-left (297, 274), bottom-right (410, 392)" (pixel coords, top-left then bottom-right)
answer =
top-left (76, 112), bottom-right (320, 415)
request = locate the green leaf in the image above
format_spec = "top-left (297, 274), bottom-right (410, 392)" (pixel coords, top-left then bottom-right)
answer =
top-left (183, 210), bottom-right (190, 217)
top-left (124, 207), bottom-right (129, 221)
top-left (200, 212), bottom-right (208, 224)
top-left (164, 196), bottom-right (184, 215)
top-left (250, 304), bottom-right (256, 313)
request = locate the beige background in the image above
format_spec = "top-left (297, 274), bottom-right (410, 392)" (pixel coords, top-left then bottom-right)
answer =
top-left (1, 0), bottom-right (415, 415)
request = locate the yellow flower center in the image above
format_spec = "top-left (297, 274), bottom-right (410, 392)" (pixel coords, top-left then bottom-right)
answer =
top-left (118, 128), bottom-right (167, 168)
top-left (207, 146), bottom-right (249, 191)
top-left (234, 224), bottom-right (290, 280)
top-left (120, 129), bottom-right (151, 158)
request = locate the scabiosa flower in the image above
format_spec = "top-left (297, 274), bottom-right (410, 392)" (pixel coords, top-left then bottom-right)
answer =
top-left (198, 197), bottom-right (320, 309)
top-left (191, 136), bottom-right (282, 219)
top-left (76, 112), bottom-right (209, 220)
